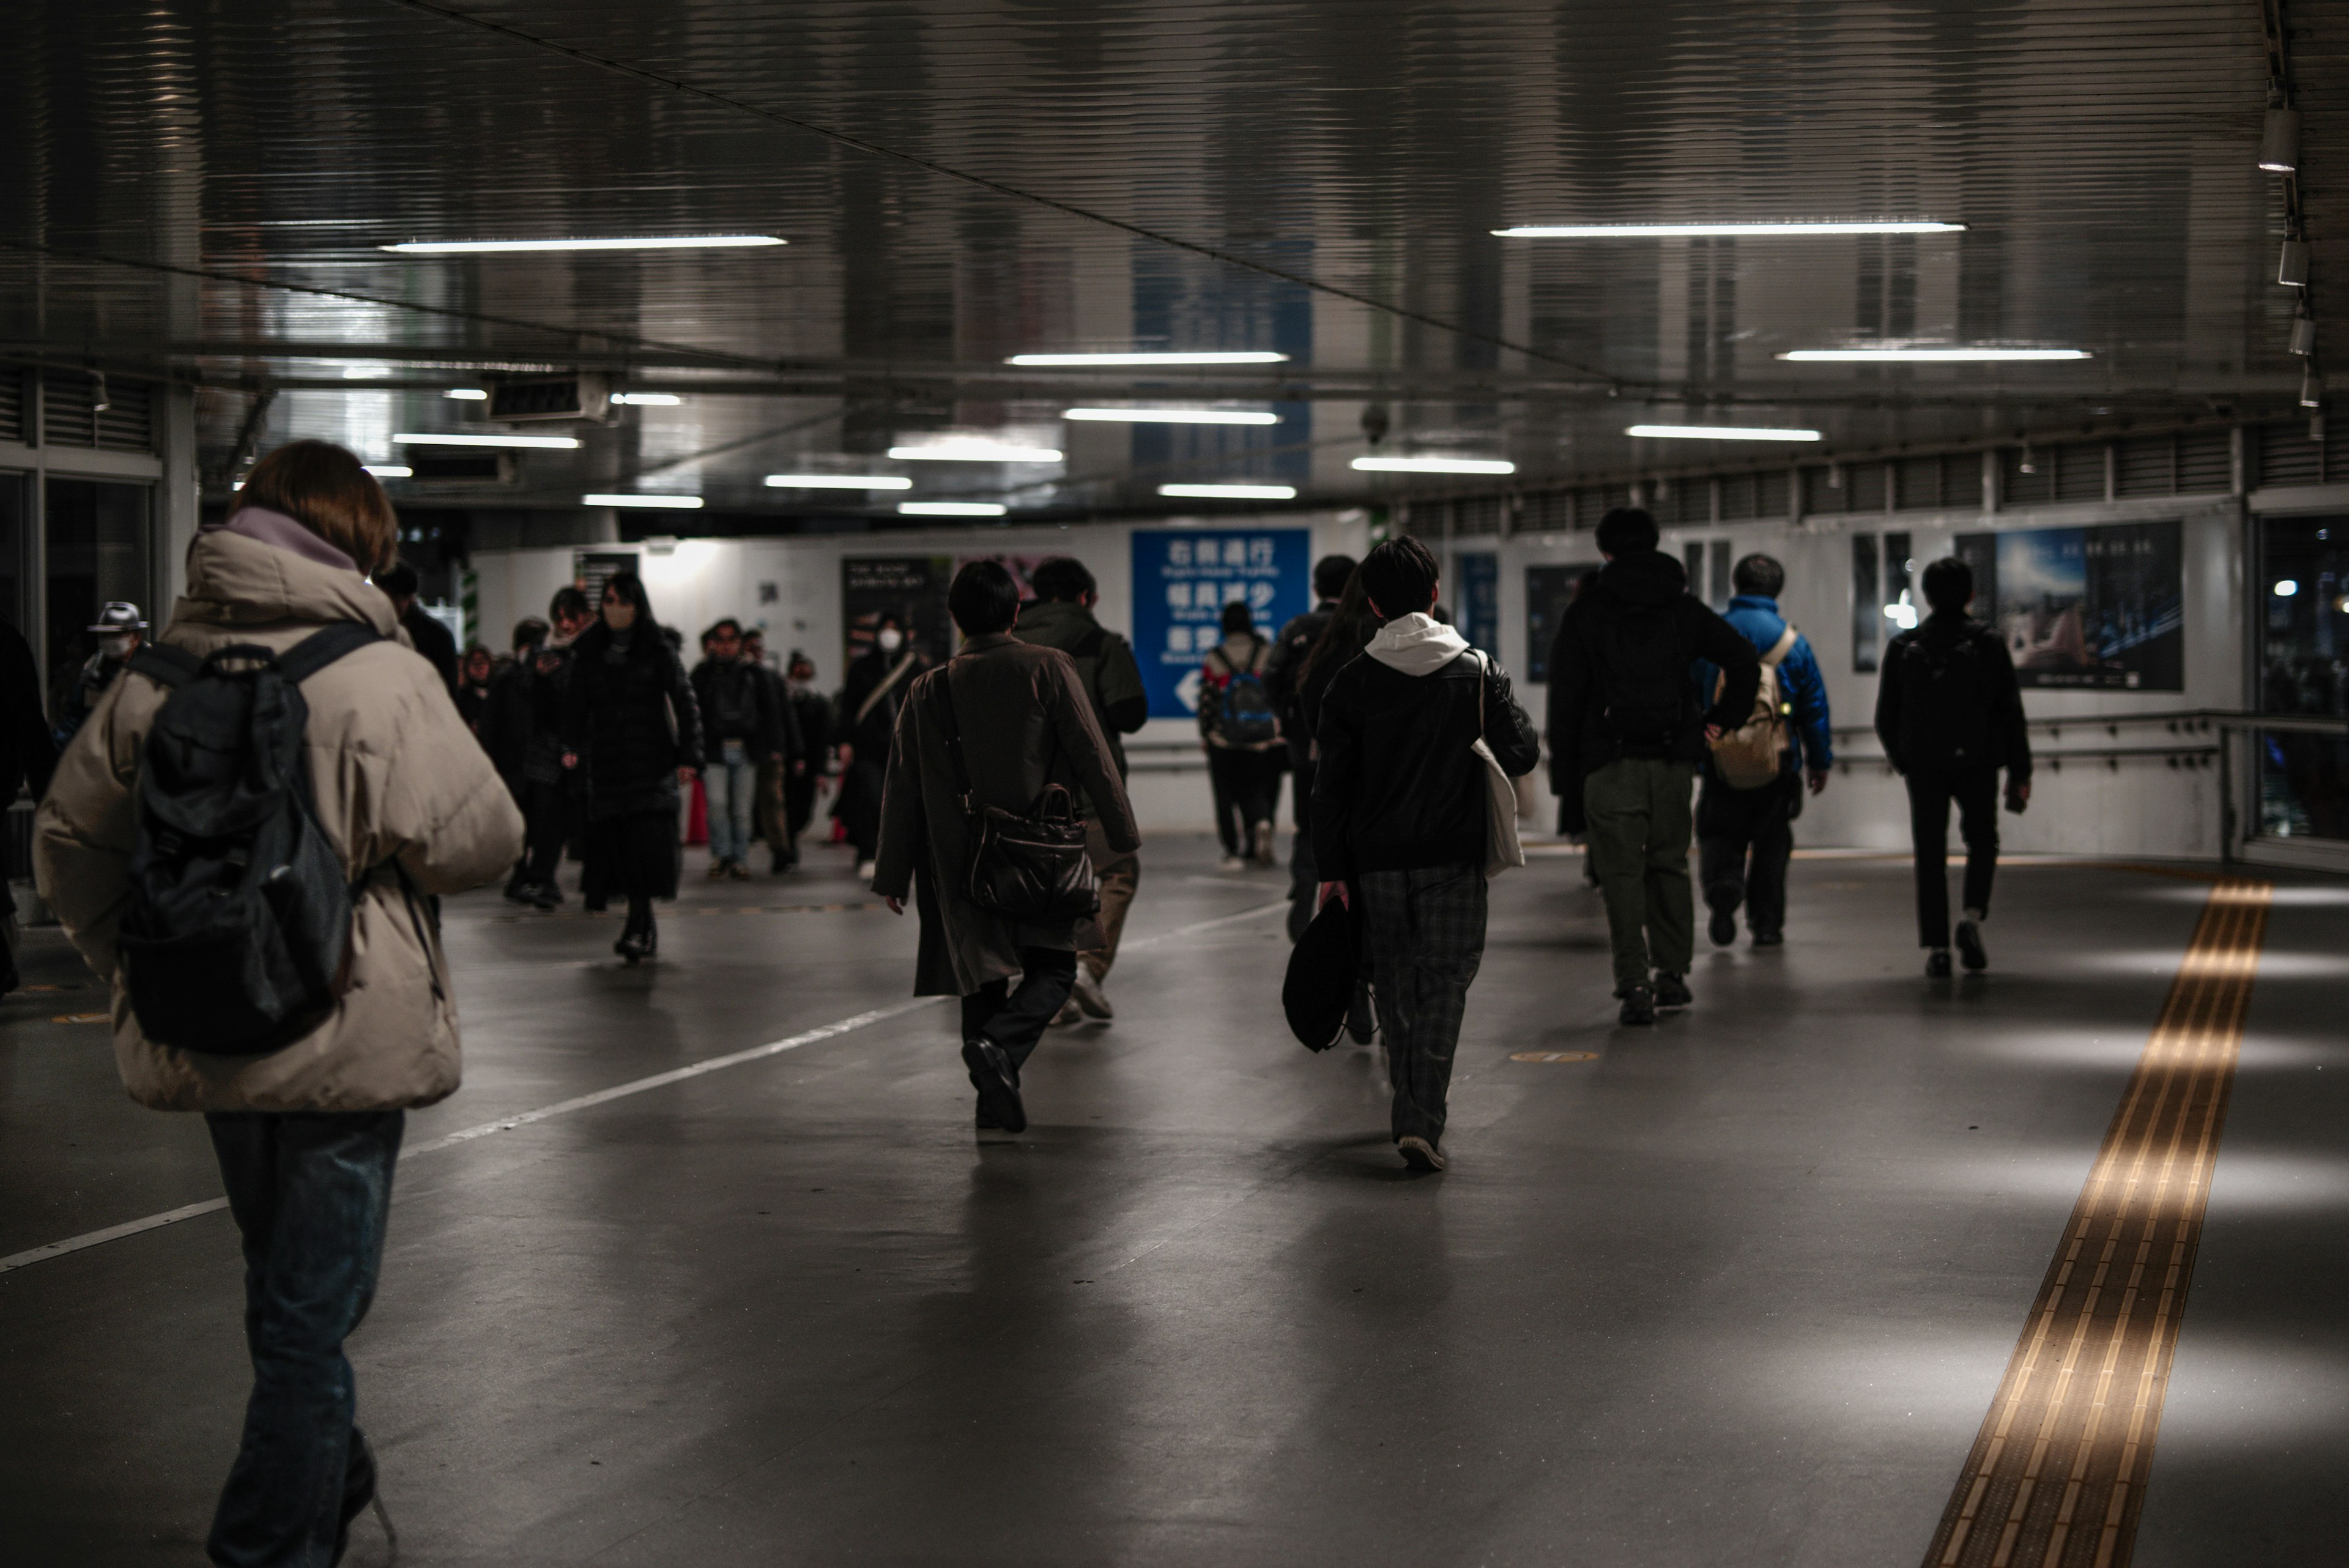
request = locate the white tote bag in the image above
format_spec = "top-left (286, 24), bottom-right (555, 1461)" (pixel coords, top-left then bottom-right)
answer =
top-left (1471, 653), bottom-right (1526, 878)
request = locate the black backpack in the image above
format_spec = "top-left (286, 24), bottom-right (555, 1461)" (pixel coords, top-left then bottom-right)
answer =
top-left (1891, 627), bottom-right (1995, 771)
top-left (117, 625), bottom-right (385, 1055)
top-left (1596, 601), bottom-right (1693, 749)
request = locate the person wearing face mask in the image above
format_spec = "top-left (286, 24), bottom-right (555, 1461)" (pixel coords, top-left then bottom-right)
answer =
top-left (51, 602), bottom-right (146, 750)
top-left (834, 613), bottom-right (927, 882)
top-left (779, 648), bottom-right (833, 872)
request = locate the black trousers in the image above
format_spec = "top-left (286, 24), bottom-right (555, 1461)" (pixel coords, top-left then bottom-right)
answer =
top-left (1287, 758), bottom-right (1318, 941)
top-left (1696, 770), bottom-right (1800, 939)
top-left (1208, 748), bottom-right (1277, 856)
top-left (1906, 768), bottom-right (2000, 948)
top-left (521, 780), bottom-right (573, 886)
top-left (961, 948), bottom-right (1080, 1072)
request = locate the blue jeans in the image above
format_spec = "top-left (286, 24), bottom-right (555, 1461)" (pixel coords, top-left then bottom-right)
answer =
top-left (204, 1110), bottom-right (403, 1568)
top-left (706, 738), bottom-right (755, 866)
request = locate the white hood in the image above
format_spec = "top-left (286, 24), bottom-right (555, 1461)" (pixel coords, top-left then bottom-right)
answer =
top-left (1364, 612), bottom-right (1471, 677)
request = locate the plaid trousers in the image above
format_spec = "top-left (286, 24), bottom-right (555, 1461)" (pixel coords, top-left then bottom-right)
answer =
top-left (1357, 861), bottom-right (1488, 1145)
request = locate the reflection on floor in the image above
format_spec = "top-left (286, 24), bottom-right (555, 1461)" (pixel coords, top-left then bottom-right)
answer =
top-left (2, 836), bottom-right (2343, 1567)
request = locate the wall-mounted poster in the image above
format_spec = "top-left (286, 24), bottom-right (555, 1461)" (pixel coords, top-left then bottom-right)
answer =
top-left (841, 555), bottom-right (954, 671)
top-left (1132, 528), bottom-right (1311, 718)
top-left (1524, 562), bottom-right (1602, 683)
top-left (1452, 552), bottom-right (1499, 654)
top-left (955, 551), bottom-right (1055, 602)
top-left (1953, 519), bottom-right (2184, 691)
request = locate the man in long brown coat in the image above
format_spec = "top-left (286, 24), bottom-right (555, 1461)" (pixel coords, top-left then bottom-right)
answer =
top-left (873, 561), bottom-right (1140, 1135)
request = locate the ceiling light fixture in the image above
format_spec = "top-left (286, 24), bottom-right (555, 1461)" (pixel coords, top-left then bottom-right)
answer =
top-left (1159, 483), bottom-right (1299, 500)
top-left (1625, 423), bottom-right (1822, 442)
top-left (443, 388), bottom-right (488, 400)
top-left (1006, 351), bottom-right (1288, 366)
top-left (2301, 364), bottom-right (2323, 408)
top-left (2281, 239), bottom-right (2310, 286)
top-left (1778, 347), bottom-right (2090, 362)
top-left (888, 442), bottom-right (1063, 463)
top-left (899, 501), bottom-right (1009, 517)
top-left (2262, 106), bottom-right (2303, 173)
top-left (2292, 310), bottom-right (2318, 357)
top-left (362, 465), bottom-right (412, 478)
top-left (1351, 456), bottom-right (1518, 475)
top-left (382, 236), bottom-right (785, 255)
top-left (583, 493), bottom-right (704, 509)
top-left (1066, 408), bottom-right (1281, 425)
top-left (1494, 220), bottom-right (1964, 238)
top-left (610, 392), bottom-right (683, 406)
top-left (765, 474), bottom-right (913, 490)
top-left (394, 432), bottom-right (581, 448)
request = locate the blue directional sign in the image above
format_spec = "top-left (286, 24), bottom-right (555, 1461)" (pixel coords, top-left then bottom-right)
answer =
top-left (1131, 527), bottom-right (1312, 718)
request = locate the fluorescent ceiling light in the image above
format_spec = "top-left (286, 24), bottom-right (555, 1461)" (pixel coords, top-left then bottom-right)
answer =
top-left (765, 474), bottom-right (913, 490)
top-left (1778, 346), bottom-right (2090, 362)
top-left (1007, 351), bottom-right (1288, 366)
top-left (1351, 456), bottom-right (1517, 475)
top-left (443, 388), bottom-right (488, 400)
top-left (382, 235), bottom-right (785, 254)
top-left (584, 493), bottom-right (703, 509)
top-left (1626, 423), bottom-right (1822, 442)
top-left (899, 501), bottom-right (1008, 517)
top-left (610, 392), bottom-right (683, 406)
top-left (1067, 407), bottom-right (1280, 425)
top-left (1495, 221), bottom-right (1965, 237)
top-left (888, 443), bottom-right (1063, 463)
top-left (394, 432), bottom-right (581, 448)
top-left (362, 465), bottom-right (412, 478)
top-left (1160, 483), bottom-right (1298, 500)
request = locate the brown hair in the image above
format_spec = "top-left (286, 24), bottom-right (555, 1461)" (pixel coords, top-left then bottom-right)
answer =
top-left (231, 440), bottom-right (399, 574)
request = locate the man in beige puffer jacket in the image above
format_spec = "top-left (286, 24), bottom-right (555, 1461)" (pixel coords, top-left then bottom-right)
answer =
top-left (36, 440), bottom-right (522, 1565)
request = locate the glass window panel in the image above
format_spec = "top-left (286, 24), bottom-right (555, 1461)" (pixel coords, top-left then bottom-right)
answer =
top-left (1683, 541), bottom-right (1704, 603)
top-left (0, 471), bottom-right (27, 633)
top-left (2255, 515), bottom-right (2349, 839)
top-left (44, 479), bottom-right (152, 715)
top-left (1709, 538), bottom-right (1732, 610)
top-left (1852, 533), bottom-right (1881, 672)
top-left (1886, 530), bottom-right (1916, 631)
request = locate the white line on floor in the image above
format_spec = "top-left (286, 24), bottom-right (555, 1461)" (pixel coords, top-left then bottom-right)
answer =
top-left (0, 897), bottom-right (1288, 1278)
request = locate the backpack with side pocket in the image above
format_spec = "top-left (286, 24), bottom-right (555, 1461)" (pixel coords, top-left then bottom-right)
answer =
top-left (1596, 601), bottom-right (1694, 751)
top-left (116, 624), bottom-right (385, 1054)
top-left (1208, 644), bottom-right (1280, 746)
top-left (1709, 625), bottom-right (1799, 789)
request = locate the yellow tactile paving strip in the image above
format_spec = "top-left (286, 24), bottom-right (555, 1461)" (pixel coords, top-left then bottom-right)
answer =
top-left (1923, 877), bottom-right (2272, 1568)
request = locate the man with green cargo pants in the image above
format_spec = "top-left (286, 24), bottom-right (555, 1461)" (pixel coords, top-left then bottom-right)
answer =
top-left (1546, 508), bottom-right (1760, 1026)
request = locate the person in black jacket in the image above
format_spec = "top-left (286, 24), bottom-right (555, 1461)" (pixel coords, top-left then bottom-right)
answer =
top-left (1874, 555), bottom-right (2033, 976)
top-left (376, 560), bottom-right (460, 697)
top-left (741, 629), bottom-right (807, 875)
top-left (506, 592), bottom-right (592, 908)
top-left (834, 614), bottom-right (929, 881)
top-left (1266, 553), bottom-right (1357, 938)
top-left (1547, 508), bottom-right (1761, 1025)
top-left (562, 573), bottom-right (702, 962)
top-left (2, 614), bottom-right (58, 994)
top-left (779, 648), bottom-right (833, 872)
top-left (691, 618), bottom-right (786, 880)
top-left (1314, 538), bottom-right (1540, 1172)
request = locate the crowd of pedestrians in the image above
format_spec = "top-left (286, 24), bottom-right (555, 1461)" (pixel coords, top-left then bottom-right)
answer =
top-left (6, 437), bottom-right (2055, 1562)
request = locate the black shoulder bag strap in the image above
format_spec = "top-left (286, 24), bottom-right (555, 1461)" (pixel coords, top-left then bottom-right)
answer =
top-left (277, 622), bottom-right (385, 683)
top-left (927, 667), bottom-right (978, 818)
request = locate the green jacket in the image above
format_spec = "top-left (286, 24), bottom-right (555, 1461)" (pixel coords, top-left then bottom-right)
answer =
top-left (1011, 597), bottom-right (1148, 778)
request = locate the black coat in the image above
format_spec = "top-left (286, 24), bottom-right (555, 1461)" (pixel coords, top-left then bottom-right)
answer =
top-left (1874, 613), bottom-right (2033, 781)
top-left (478, 659), bottom-right (534, 792)
top-left (789, 684), bottom-right (832, 764)
top-left (691, 657), bottom-right (784, 756)
top-left (1312, 642), bottom-right (1540, 882)
top-left (401, 603), bottom-right (461, 696)
top-left (1, 619), bottom-right (55, 804)
top-left (1545, 551), bottom-right (1761, 823)
top-left (1267, 600), bottom-right (1338, 770)
top-left (837, 648), bottom-right (926, 762)
top-left (562, 624), bottom-right (703, 820)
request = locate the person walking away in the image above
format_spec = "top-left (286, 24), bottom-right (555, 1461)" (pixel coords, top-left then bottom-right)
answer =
top-left (836, 613), bottom-right (926, 882)
top-left (1266, 554), bottom-right (1358, 938)
top-left (874, 562), bottom-right (1140, 1135)
top-left (504, 590), bottom-right (592, 908)
top-left (1547, 508), bottom-right (1761, 1025)
top-left (562, 572), bottom-right (703, 961)
top-left (1874, 555), bottom-right (2033, 976)
top-left (1013, 556), bottom-right (1149, 1024)
top-left (34, 438), bottom-right (523, 1565)
top-left (51, 601), bottom-right (146, 749)
top-left (1313, 538), bottom-right (1538, 1170)
top-left (740, 629), bottom-right (807, 875)
top-left (1694, 554), bottom-right (1833, 948)
top-left (1, 611), bottom-right (57, 995)
top-left (374, 559), bottom-right (460, 697)
top-left (484, 617), bottom-right (547, 804)
top-left (1198, 600), bottom-right (1283, 868)
top-left (453, 642), bottom-right (496, 735)
top-left (691, 618), bottom-right (784, 880)
top-left (780, 648), bottom-right (833, 871)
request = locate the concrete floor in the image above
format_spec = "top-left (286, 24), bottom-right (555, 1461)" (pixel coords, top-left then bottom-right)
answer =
top-left (2, 834), bottom-right (2345, 1567)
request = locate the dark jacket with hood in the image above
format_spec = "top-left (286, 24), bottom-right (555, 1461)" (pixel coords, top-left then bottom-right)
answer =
top-left (1874, 612), bottom-right (2033, 781)
top-left (1266, 598), bottom-right (1339, 771)
top-left (1011, 596), bottom-right (1148, 779)
top-left (561, 622), bottom-right (703, 820)
top-left (1312, 612), bottom-right (1540, 882)
top-left (1546, 549), bottom-right (1762, 828)
top-left (691, 655), bottom-right (785, 757)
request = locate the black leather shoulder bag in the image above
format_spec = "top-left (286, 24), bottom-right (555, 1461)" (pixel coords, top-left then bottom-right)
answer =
top-left (929, 667), bottom-right (1100, 922)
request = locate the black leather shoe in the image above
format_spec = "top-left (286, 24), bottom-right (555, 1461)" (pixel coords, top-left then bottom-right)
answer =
top-left (1751, 931), bottom-right (1783, 947)
top-left (1618, 986), bottom-right (1657, 1026)
top-left (1708, 908), bottom-right (1737, 947)
top-left (962, 1037), bottom-right (1026, 1134)
top-left (1926, 948), bottom-right (1953, 978)
top-left (1956, 918), bottom-right (1988, 972)
top-left (1653, 972), bottom-right (1692, 1009)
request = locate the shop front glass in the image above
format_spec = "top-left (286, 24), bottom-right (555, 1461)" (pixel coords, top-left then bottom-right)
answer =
top-left (43, 478), bottom-right (152, 720)
top-left (2256, 515), bottom-right (2349, 841)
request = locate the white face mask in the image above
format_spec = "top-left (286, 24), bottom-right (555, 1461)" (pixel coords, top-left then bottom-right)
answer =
top-left (875, 627), bottom-right (904, 653)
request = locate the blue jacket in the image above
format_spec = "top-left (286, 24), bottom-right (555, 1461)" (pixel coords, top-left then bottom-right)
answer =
top-left (1693, 594), bottom-right (1833, 775)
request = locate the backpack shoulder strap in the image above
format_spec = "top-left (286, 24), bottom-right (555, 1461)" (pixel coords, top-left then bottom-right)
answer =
top-left (1759, 625), bottom-right (1798, 667)
top-left (278, 623), bottom-right (385, 685)
top-left (127, 644), bottom-right (202, 690)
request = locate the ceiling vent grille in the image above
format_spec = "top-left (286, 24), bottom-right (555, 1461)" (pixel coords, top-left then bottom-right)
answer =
top-left (42, 372), bottom-right (97, 447)
top-left (2175, 429), bottom-right (2232, 492)
top-left (96, 379), bottom-right (155, 452)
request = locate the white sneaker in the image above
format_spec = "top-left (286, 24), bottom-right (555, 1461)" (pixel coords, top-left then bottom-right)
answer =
top-left (1252, 820), bottom-right (1277, 864)
top-left (856, 859), bottom-right (877, 882)
top-left (1218, 855), bottom-right (1245, 871)
top-left (1050, 997), bottom-right (1083, 1027)
top-left (1072, 970), bottom-right (1113, 1020)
